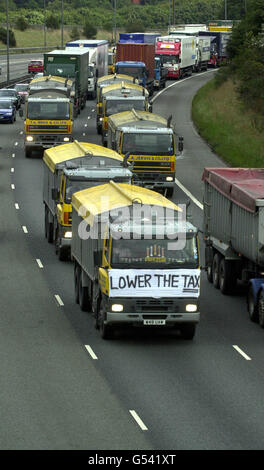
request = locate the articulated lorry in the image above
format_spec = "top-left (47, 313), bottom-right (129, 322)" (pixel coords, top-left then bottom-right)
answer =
top-left (44, 48), bottom-right (89, 116)
top-left (203, 168), bottom-right (264, 328)
top-left (155, 35), bottom-right (196, 78)
top-left (43, 140), bottom-right (132, 260)
top-left (72, 182), bottom-right (200, 339)
top-left (107, 109), bottom-right (184, 197)
top-left (96, 74), bottom-right (138, 134)
top-left (101, 82), bottom-right (150, 146)
top-left (115, 43), bottom-right (155, 96)
top-left (21, 82), bottom-right (73, 158)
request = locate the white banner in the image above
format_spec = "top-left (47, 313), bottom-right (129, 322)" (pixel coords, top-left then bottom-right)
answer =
top-left (109, 269), bottom-right (200, 298)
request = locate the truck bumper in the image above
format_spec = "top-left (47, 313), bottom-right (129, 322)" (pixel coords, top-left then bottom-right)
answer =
top-left (105, 297), bottom-right (200, 326)
top-left (133, 175), bottom-right (175, 191)
top-left (25, 135), bottom-right (73, 150)
top-left (106, 311), bottom-right (200, 326)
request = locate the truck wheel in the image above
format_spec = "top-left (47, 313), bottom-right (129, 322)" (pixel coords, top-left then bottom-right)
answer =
top-left (207, 264), bottom-right (213, 283)
top-left (79, 273), bottom-right (91, 312)
top-left (219, 258), bottom-right (236, 295)
top-left (99, 302), bottom-right (114, 339)
top-left (55, 230), bottom-right (68, 261)
top-left (45, 207), bottom-right (53, 243)
top-left (212, 253), bottom-right (221, 289)
top-left (180, 323), bottom-right (196, 340)
top-left (74, 264), bottom-right (81, 304)
top-left (25, 147), bottom-right (32, 158)
top-left (247, 285), bottom-right (259, 323)
top-left (258, 291), bottom-right (264, 328)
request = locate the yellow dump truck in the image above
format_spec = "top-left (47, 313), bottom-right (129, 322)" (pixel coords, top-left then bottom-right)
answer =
top-left (101, 82), bottom-right (150, 146)
top-left (108, 109), bottom-right (184, 197)
top-left (43, 140), bottom-right (132, 260)
top-left (20, 76), bottom-right (75, 158)
top-left (72, 182), bottom-right (200, 340)
top-left (96, 74), bottom-right (138, 134)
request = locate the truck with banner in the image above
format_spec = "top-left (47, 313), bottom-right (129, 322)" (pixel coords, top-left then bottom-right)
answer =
top-left (72, 181), bottom-right (200, 340)
top-left (43, 140), bottom-right (132, 260)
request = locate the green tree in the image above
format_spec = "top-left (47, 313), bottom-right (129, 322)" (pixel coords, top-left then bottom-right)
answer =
top-left (46, 13), bottom-right (60, 29)
top-left (15, 16), bottom-right (29, 31)
top-left (82, 19), bottom-right (97, 39)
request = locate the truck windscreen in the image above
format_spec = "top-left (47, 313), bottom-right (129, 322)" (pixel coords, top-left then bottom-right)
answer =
top-left (106, 99), bottom-right (145, 116)
top-left (122, 133), bottom-right (174, 156)
top-left (116, 67), bottom-right (144, 78)
top-left (111, 237), bottom-right (199, 268)
top-left (161, 55), bottom-right (179, 64)
top-left (27, 101), bottom-right (70, 119)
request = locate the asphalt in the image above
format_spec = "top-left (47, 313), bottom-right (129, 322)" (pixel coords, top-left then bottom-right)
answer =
top-left (1, 70), bottom-right (264, 450)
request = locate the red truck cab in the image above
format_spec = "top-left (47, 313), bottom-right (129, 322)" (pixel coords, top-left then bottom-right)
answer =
top-left (28, 59), bottom-right (43, 74)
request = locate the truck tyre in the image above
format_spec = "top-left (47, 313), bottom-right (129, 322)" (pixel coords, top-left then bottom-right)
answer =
top-left (212, 253), bottom-right (221, 289)
top-left (74, 263), bottom-right (81, 304)
top-left (219, 258), bottom-right (237, 295)
top-left (247, 285), bottom-right (259, 323)
top-left (25, 147), bottom-right (32, 158)
top-left (45, 207), bottom-right (53, 243)
top-left (99, 301), bottom-right (114, 339)
top-left (207, 263), bottom-right (213, 283)
top-left (180, 323), bottom-right (196, 340)
top-left (55, 230), bottom-right (68, 261)
top-left (258, 291), bottom-right (264, 328)
top-left (79, 272), bottom-right (91, 312)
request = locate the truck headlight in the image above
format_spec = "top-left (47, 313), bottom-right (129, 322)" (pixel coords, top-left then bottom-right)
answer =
top-left (26, 136), bottom-right (33, 142)
top-left (166, 176), bottom-right (174, 181)
top-left (64, 231), bottom-right (72, 238)
top-left (186, 304), bottom-right (197, 312)
top-left (63, 137), bottom-right (70, 142)
top-left (111, 304), bottom-right (123, 312)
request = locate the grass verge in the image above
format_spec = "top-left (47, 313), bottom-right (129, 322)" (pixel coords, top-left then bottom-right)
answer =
top-left (192, 77), bottom-right (264, 167)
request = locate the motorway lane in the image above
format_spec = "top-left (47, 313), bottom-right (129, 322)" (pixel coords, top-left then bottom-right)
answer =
top-left (2, 73), bottom-right (264, 449)
top-left (0, 53), bottom-right (45, 84)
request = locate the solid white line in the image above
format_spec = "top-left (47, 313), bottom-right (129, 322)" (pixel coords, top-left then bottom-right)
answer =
top-left (11, 184), bottom-right (15, 190)
top-left (54, 294), bottom-right (64, 306)
top-left (15, 203), bottom-right (19, 210)
top-left (233, 345), bottom-right (251, 361)
top-left (175, 177), bottom-right (204, 210)
top-left (36, 259), bottom-right (43, 269)
top-left (85, 345), bottom-right (98, 360)
top-left (129, 410), bottom-right (148, 431)
top-left (22, 226), bottom-right (28, 233)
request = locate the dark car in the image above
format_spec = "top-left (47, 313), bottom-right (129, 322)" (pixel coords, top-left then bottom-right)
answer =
top-left (14, 83), bottom-right (29, 103)
top-left (0, 99), bottom-right (16, 123)
top-left (0, 89), bottom-right (21, 109)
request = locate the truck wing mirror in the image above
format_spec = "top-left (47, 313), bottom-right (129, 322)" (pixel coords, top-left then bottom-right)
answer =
top-left (19, 108), bottom-right (23, 118)
top-left (123, 152), bottom-right (130, 168)
top-left (94, 250), bottom-right (102, 267)
top-left (51, 188), bottom-right (60, 201)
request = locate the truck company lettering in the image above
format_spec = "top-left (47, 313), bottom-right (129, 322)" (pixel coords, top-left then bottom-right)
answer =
top-left (109, 269), bottom-right (200, 298)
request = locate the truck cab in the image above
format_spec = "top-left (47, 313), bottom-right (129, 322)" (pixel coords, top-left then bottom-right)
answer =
top-left (96, 74), bottom-right (137, 134)
top-left (101, 82), bottom-right (150, 146)
top-left (107, 109), bottom-right (183, 197)
top-left (115, 61), bottom-right (154, 96)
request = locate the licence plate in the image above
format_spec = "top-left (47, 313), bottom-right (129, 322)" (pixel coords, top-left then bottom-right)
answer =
top-left (143, 319), bottom-right (166, 326)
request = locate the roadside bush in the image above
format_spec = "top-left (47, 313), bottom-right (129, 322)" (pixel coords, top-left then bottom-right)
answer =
top-left (70, 26), bottom-right (80, 40)
top-left (82, 20), bottom-right (97, 39)
top-left (46, 14), bottom-right (60, 30)
top-left (15, 16), bottom-right (29, 31)
top-left (0, 27), bottom-right (16, 46)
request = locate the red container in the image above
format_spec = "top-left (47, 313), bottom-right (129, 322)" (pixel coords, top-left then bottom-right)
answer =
top-left (116, 43), bottom-right (155, 79)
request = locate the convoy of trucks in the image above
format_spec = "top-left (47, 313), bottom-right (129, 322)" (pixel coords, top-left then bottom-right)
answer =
top-left (198, 31), bottom-right (231, 66)
top-left (107, 109), bottom-right (183, 197)
top-left (203, 168), bottom-right (264, 329)
top-left (72, 181), bottom-right (200, 339)
top-left (43, 140), bottom-right (132, 260)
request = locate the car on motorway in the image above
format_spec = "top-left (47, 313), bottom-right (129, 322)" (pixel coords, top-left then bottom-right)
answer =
top-left (14, 83), bottom-right (29, 103)
top-left (0, 99), bottom-right (16, 123)
top-left (28, 59), bottom-right (43, 74)
top-left (0, 88), bottom-right (21, 109)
